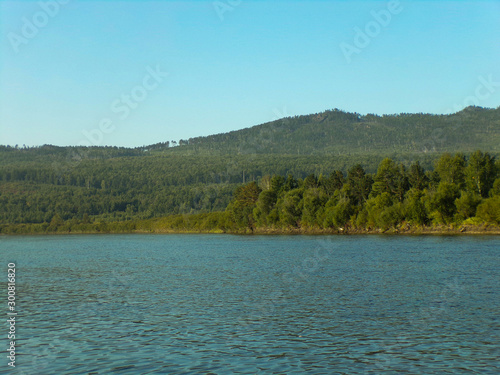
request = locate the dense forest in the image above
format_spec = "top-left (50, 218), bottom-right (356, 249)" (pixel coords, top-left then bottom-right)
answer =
top-left (174, 106), bottom-right (500, 156)
top-left (222, 151), bottom-right (500, 232)
top-left (1, 106), bottom-right (499, 233)
top-left (1, 151), bottom-right (499, 234)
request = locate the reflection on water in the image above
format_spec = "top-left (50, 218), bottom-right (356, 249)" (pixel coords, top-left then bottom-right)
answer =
top-left (0, 234), bottom-right (499, 374)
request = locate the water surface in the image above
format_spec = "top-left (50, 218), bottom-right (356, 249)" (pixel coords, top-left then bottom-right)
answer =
top-left (0, 234), bottom-right (498, 374)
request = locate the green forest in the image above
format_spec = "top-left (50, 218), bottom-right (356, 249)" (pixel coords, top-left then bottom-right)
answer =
top-left (1, 106), bottom-right (500, 234)
top-left (176, 106), bottom-right (500, 156)
top-left (1, 151), bottom-right (499, 234)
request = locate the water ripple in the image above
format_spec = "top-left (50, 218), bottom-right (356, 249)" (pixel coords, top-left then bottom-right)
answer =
top-left (0, 234), bottom-right (498, 374)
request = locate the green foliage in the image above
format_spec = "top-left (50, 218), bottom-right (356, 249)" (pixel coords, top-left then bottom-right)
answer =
top-left (283, 174), bottom-right (299, 192)
top-left (345, 164), bottom-right (373, 206)
top-left (278, 188), bottom-right (303, 227)
top-left (455, 191), bottom-right (482, 221)
top-left (476, 196), bottom-right (500, 224)
top-left (48, 213), bottom-right (64, 232)
top-left (323, 197), bottom-right (354, 228)
top-left (371, 158), bottom-right (409, 201)
top-left (303, 174), bottom-right (319, 189)
top-left (3, 111), bottom-right (499, 227)
top-left (408, 161), bottom-right (429, 190)
top-left (270, 175), bottom-right (286, 193)
top-left (323, 171), bottom-right (345, 195)
top-left (490, 178), bottom-right (500, 197)
top-left (253, 190), bottom-right (278, 227)
top-left (435, 153), bottom-right (466, 188)
top-left (226, 182), bottom-right (261, 230)
top-left (173, 106), bottom-right (500, 156)
top-left (1, 115), bottom-right (500, 234)
top-left (405, 188), bottom-right (428, 225)
top-left (301, 188), bottom-right (327, 227)
top-left (364, 193), bottom-right (403, 229)
top-left (427, 182), bottom-right (460, 224)
top-left (4, 149), bottom-right (500, 234)
top-left (464, 150), bottom-right (497, 197)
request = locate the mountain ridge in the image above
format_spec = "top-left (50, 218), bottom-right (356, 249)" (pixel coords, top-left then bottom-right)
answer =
top-left (1, 106), bottom-right (499, 158)
top-left (167, 106), bottom-right (500, 156)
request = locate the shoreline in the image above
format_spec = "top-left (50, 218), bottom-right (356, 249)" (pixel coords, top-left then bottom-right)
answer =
top-left (1, 224), bottom-right (499, 236)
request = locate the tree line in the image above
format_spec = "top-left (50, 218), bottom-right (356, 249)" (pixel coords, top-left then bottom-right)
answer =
top-left (0, 150), bottom-right (440, 225)
top-left (223, 150), bottom-right (500, 232)
top-left (1, 150), bottom-right (499, 234)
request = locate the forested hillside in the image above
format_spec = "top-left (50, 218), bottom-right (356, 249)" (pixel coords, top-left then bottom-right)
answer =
top-left (1, 106), bottom-right (499, 228)
top-left (171, 106), bottom-right (500, 155)
top-left (1, 151), bottom-right (499, 234)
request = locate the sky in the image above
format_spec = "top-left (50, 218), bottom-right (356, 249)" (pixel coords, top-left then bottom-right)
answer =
top-left (1, 0), bottom-right (499, 148)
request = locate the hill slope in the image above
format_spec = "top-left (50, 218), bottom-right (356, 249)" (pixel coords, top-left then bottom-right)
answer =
top-left (167, 106), bottom-right (500, 156)
top-left (1, 106), bottom-right (499, 225)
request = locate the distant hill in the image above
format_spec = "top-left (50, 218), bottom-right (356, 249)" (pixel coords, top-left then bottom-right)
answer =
top-left (1, 106), bottom-right (499, 225)
top-left (164, 106), bottom-right (500, 156)
top-left (2, 106), bottom-right (499, 161)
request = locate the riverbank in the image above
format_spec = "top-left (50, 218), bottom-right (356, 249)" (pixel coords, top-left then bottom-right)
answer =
top-left (1, 222), bottom-right (499, 235)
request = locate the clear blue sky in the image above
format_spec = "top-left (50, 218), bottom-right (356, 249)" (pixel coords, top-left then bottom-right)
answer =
top-left (1, 0), bottom-right (499, 147)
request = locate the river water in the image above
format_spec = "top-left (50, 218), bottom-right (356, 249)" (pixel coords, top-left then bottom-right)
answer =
top-left (0, 234), bottom-right (498, 374)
